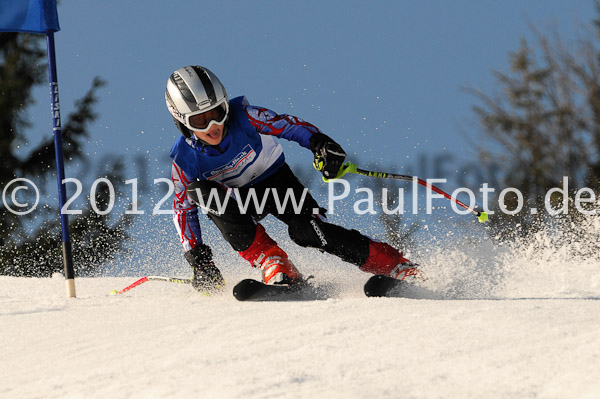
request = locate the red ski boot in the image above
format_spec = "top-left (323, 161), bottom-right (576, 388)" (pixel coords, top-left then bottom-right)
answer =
top-left (360, 240), bottom-right (422, 281)
top-left (238, 224), bottom-right (301, 285)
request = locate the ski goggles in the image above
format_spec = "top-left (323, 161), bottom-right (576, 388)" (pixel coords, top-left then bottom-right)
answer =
top-left (186, 100), bottom-right (229, 132)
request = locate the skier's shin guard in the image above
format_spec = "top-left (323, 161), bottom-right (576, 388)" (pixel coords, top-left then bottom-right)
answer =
top-left (187, 180), bottom-right (256, 251)
top-left (287, 216), bottom-right (370, 266)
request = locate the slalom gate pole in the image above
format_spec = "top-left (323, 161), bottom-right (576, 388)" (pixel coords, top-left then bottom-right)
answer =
top-left (46, 31), bottom-right (77, 297)
top-left (109, 276), bottom-right (192, 295)
top-left (321, 162), bottom-right (489, 223)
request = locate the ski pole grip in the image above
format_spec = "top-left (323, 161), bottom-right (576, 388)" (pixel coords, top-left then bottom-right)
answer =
top-left (322, 162), bottom-right (358, 182)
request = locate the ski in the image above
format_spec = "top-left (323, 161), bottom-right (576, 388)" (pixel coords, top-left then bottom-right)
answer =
top-left (364, 275), bottom-right (444, 299)
top-left (233, 278), bottom-right (314, 301)
top-left (109, 275), bottom-right (191, 295)
top-left (364, 275), bottom-right (405, 297)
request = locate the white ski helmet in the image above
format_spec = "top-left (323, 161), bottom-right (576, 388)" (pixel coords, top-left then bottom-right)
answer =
top-left (165, 65), bottom-right (229, 139)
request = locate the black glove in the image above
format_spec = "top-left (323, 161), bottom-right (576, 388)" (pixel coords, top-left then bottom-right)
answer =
top-left (309, 133), bottom-right (347, 179)
top-left (184, 244), bottom-right (225, 292)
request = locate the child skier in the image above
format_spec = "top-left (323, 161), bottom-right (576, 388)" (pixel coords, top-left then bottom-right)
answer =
top-left (166, 65), bottom-right (418, 291)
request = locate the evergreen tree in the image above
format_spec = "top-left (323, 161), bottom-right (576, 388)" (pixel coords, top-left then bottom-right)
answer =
top-left (468, 7), bottom-right (600, 237)
top-left (0, 32), bottom-right (133, 276)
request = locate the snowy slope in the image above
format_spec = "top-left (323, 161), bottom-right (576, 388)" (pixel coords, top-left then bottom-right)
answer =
top-left (3, 212), bottom-right (600, 398)
top-left (2, 266), bottom-right (600, 399)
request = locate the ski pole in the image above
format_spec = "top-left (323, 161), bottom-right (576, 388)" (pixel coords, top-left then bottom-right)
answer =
top-left (109, 275), bottom-right (192, 295)
top-left (316, 162), bottom-right (489, 223)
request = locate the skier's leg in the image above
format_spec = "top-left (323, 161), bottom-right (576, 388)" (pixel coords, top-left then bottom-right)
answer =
top-left (187, 180), bottom-right (300, 284)
top-left (247, 162), bottom-right (365, 261)
top-left (286, 216), bottom-right (418, 279)
top-left (287, 215), bottom-right (369, 264)
top-left (187, 180), bottom-right (256, 251)
top-left (257, 164), bottom-right (416, 279)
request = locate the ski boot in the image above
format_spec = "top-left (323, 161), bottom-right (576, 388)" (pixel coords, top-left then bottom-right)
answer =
top-left (239, 224), bottom-right (301, 285)
top-left (255, 246), bottom-right (301, 285)
top-left (360, 240), bottom-right (422, 281)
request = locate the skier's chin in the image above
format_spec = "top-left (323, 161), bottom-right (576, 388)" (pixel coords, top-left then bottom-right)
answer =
top-left (195, 129), bottom-right (223, 145)
top-left (205, 135), bottom-right (223, 145)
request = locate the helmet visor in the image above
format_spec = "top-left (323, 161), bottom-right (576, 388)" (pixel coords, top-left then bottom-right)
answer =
top-left (187, 101), bottom-right (228, 131)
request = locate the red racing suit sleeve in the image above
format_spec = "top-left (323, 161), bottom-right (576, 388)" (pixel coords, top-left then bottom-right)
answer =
top-left (171, 161), bottom-right (202, 252)
top-left (244, 105), bottom-right (322, 150)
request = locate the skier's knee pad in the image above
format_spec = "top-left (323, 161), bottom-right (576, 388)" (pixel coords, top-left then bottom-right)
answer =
top-left (288, 217), bottom-right (329, 249)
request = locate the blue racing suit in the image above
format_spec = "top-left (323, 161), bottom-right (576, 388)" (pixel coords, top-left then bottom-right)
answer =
top-left (170, 96), bottom-right (322, 251)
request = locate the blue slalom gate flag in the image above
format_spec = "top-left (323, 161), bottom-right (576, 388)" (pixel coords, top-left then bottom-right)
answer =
top-left (0, 0), bottom-right (60, 33)
top-left (1, 0), bottom-right (74, 297)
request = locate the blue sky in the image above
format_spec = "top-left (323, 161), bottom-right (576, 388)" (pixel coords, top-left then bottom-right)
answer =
top-left (24, 0), bottom-right (595, 184)
top-left (18, 1), bottom-right (599, 271)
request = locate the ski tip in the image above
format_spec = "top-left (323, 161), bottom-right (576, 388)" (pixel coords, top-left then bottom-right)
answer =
top-left (109, 290), bottom-right (119, 296)
top-left (477, 211), bottom-right (489, 223)
top-left (364, 275), bottom-right (399, 297)
top-left (232, 279), bottom-right (261, 301)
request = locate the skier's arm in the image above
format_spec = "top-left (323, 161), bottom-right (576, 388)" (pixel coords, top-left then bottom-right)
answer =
top-left (172, 162), bottom-right (223, 289)
top-left (171, 161), bottom-right (203, 252)
top-left (244, 105), bottom-right (347, 177)
top-left (244, 105), bottom-right (321, 149)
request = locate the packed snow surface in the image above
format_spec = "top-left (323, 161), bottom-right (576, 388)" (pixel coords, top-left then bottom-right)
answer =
top-left (2, 256), bottom-right (600, 399)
